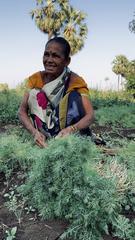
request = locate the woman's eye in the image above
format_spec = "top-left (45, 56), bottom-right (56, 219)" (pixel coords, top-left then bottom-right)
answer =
top-left (52, 53), bottom-right (60, 58)
top-left (44, 52), bottom-right (49, 57)
top-left (43, 52), bottom-right (61, 59)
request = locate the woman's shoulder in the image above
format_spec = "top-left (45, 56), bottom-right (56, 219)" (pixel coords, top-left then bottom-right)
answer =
top-left (67, 71), bottom-right (89, 96)
top-left (25, 71), bottom-right (44, 89)
top-left (70, 71), bottom-right (88, 87)
top-left (29, 71), bottom-right (41, 79)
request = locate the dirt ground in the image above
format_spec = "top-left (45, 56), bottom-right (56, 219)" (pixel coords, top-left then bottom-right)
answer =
top-left (0, 124), bottom-right (135, 240)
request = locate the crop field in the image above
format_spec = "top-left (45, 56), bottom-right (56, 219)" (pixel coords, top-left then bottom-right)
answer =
top-left (0, 89), bottom-right (135, 240)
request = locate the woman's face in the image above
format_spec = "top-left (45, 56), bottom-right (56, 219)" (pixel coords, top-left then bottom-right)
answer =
top-left (43, 41), bottom-right (70, 79)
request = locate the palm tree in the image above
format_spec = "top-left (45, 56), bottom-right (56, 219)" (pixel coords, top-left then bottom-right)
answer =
top-left (125, 60), bottom-right (135, 96)
top-left (0, 83), bottom-right (9, 91)
top-left (112, 55), bottom-right (129, 91)
top-left (31, 0), bottom-right (88, 55)
top-left (62, 6), bottom-right (88, 55)
top-left (129, 11), bottom-right (135, 33)
top-left (126, 60), bottom-right (135, 78)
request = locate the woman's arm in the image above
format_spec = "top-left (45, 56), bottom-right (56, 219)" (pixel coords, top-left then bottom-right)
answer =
top-left (18, 92), bottom-right (47, 147)
top-left (57, 95), bottom-right (94, 137)
top-left (73, 95), bottom-right (94, 130)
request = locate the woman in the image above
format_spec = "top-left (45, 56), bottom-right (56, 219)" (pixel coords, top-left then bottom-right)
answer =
top-left (18, 37), bottom-right (94, 147)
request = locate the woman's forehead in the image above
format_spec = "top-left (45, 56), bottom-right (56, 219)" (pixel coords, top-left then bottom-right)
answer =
top-left (45, 41), bottom-right (64, 52)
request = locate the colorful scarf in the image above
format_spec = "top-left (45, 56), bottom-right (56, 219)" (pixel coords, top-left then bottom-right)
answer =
top-left (28, 68), bottom-right (71, 137)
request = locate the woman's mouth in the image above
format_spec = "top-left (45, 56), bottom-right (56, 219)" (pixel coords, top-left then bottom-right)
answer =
top-left (45, 65), bottom-right (56, 71)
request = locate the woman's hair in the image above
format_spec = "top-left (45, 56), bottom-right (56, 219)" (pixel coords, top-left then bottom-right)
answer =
top-left (46, 37), bottom-right (71, 59)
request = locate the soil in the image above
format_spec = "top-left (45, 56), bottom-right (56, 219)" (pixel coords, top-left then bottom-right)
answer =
top-left (0, 124), bottom-right (135, 240)
top-left (91, 124), bottom-right (135, 140)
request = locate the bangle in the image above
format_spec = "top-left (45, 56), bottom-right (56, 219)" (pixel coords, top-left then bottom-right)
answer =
top-left (70, 125), bottom-right (78, 132)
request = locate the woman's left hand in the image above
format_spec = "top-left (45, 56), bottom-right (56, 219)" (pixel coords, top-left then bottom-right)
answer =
top-left (56, 126), bottom-right (73, 138)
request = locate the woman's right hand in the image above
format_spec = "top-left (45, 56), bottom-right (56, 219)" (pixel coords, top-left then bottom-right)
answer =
top-left (33, 129), bottom-right (48, 148)
top-left (18, 92), bottom-right (47, 148)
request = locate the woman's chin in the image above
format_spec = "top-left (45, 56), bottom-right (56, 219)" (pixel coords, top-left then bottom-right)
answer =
top-left (45, 71), bottom-right (59, 80)
top-left (45, 67), bottom-right (57, 74)
top-left (45, 69), bottom-right (63, 79)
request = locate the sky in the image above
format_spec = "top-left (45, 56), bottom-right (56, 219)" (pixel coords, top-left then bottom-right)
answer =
top-left (0, 0), bottom-right (134, 90)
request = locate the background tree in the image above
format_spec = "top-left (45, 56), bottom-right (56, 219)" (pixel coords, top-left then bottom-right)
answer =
top-left (125, 60), bottom-right (135, 79)
top-left (31, 0), bottom-right (88, 55)
top-left (125, 60), bottom-right (135, 97)
top-left (0, 83), bottom-right (9, 91)
top-left (129, 11), bottom-right (135, 33)
top-left (112, 55), bottom-right (129, 91)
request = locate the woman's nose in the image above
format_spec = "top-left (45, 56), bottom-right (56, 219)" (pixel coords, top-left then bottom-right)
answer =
top-left (46, 54), bottom-right (53, 62)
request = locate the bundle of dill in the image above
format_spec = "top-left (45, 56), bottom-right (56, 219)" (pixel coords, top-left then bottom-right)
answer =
top-left (21, 135), bottom-right (135, 240)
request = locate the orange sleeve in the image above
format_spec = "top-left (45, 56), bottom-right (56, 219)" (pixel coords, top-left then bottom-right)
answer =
top-left (67, 72), bottom-right (89, 97)
top-left (25, 72), bottom-right (44, 89)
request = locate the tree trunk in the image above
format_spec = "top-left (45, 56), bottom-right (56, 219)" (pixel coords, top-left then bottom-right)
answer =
top-left (121, 75), bottom-right (124, 90)
top-left (48, 31), bottom-right (53, 40)
top-left (118, 74), bottom-right (120, 91)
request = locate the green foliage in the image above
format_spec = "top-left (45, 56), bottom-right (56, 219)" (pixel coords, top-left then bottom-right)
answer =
top-left (118, 141), bottom-right (135, 169)
top-left (124, 60), bottom-right (135, 96)
top-left (112, 55), bottom-right (129, 91)
top-left (118, 141), bottom-right (135, 212)
top-left (95, 104), bottom-right (135, 128)
top-left (126, 74), bottom-right (135, 96)
top-left (126, 75), bottom-right (135, 90)
top-left (1, 129), bottom-right (135, 239)
top-left (112, 215), bottom-right (135, 239)
top-left (112, 55), bottom-right (135, 93)
top-left (112, 55), bottom-right (129, 78)
top-left (19, 135), bottom-right (134, 240)
top-left (0, 134), bottom-right (33, 178)
top-left (102, 140), bottom-right (135, 214)
top-left (90, 89), bottom-right (134, 110)
top-left (90, 89), bottom-right (135, 129)
top-left (0, 83), bottom-right (9, 91)
top-left (5, 226), bottom-right (17, 240)
top-left (129, 11), bottom-right (135, 33)
top-left (15, 80), bottom-right (28, 95)
top-left (4, 189), bottom-right (24, 224)
top-left (122, 188), bottom-right (135, 214)
top-left (0, 90), bottom-right (22, 124)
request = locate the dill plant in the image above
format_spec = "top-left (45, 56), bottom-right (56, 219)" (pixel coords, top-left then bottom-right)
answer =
top-left (0, 90), bottom-right (21, 124)
top-left (1, 132), bottom-right (135, 239)
top-left (0, 134), bottom-right (34, 178)
top-left (20, 135), bottom-right (134, 240)
top-left (90, 89), bottom-right (134, 110)
top-left (95, 104), bottom-right (135, 128)
top-left (117, 141), bottom-right (135, 213)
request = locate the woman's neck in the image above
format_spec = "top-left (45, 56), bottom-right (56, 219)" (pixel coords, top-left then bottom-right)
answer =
top-left (41, 71), bottom-right (55, 84)
top-left (41, 70), bottom-right (64, 84)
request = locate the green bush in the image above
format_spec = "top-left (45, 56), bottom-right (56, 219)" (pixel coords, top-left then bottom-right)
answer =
top-left (95, 104), bottom-right (135, 128)
top-left (0, 134), bottom-right (33, 178)
top-left (0, 90), bottom-right (22, 124)
top-left (90, 89), bottom-right (134, 110)
top-left (20, 135), bottom-right (134, 240)
top-left (125, 73), bottom-right (135, 97)
top-left (1, 133), bottom-right (135, 239)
